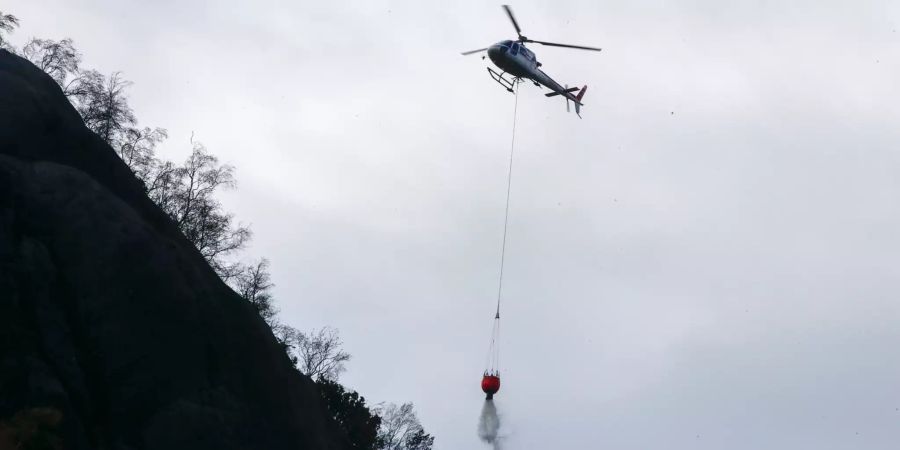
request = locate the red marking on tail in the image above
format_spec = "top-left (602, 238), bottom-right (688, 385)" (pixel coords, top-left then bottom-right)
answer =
top-left (576, 85), bottom-right (587, 102)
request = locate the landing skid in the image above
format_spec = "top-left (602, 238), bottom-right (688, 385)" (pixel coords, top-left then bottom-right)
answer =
top-left (487, 67), bottom-right (519, 93)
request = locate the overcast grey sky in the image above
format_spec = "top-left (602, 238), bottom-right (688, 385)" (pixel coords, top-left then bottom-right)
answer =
top-left (8, 0), bottom-right (900, 448)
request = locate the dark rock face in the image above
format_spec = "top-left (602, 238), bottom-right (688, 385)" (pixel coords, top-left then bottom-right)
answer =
top-left (0, 50), bottom-right (347, 450)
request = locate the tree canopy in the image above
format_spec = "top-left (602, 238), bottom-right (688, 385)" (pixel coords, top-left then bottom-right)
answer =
top-left (22, 38), bottom-right (81, 91)
top-left (0, 11), bottom-right (18, 50)
top-left (296, 326), bottom-right (352, 382)
top-left (376, 403), bottom-right (435, 450)
top-left (317, 379), bottom-right (383, 450)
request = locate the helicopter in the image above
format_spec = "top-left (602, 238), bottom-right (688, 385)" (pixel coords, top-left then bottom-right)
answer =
top-left (461, 5), bottom-right (602, 117)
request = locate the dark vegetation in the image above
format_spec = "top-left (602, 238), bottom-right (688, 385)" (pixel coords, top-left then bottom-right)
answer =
top-left (0, 10), bottom-right (432, 450)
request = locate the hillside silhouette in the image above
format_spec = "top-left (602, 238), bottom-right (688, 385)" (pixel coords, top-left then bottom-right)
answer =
top-left (0, 48), bottom-right (351, 450)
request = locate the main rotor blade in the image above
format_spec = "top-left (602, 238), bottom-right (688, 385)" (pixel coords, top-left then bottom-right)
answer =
top-left (527, 39), bottom-right (602, 52)
top-left (461, 47), bottom-right (490, 55)
top-left (502, 5), bottom-right (523, 38)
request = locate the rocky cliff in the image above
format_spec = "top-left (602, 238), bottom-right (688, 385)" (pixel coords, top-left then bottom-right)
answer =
top-left (0, 49), bottom-right (347, 450)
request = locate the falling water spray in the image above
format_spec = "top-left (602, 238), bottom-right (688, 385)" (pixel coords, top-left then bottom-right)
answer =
top-left (477, 399), bottom-right (501, 449)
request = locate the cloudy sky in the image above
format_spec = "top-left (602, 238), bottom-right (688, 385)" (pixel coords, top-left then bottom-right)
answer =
top-left (8, 0), bottom-right (900, 448)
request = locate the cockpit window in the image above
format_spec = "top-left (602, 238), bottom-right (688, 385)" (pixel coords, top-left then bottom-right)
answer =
top-left (510, 42), bottom-right (519, 55)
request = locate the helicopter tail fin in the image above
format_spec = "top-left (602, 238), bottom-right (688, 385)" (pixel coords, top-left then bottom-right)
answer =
top-left (574, 85), bottom-right (587, 118)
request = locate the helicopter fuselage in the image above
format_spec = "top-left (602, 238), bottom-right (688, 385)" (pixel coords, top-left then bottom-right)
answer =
top-left (487, 40), bottom-right (570, 99)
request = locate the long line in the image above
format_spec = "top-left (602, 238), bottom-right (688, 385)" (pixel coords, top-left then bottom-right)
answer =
top-left (495, 82), bottom-right (519, 317)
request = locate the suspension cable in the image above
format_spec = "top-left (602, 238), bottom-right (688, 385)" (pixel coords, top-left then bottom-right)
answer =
top-left (495, 81), bottom-right (520, 318)
top-left (484, 81), bottom-right (520, 377)
top-left (484, 317), bottom-right (501, 373)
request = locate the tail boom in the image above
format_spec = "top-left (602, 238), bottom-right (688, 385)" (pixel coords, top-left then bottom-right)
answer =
top-left (534, 70), bottom-right (588, 117)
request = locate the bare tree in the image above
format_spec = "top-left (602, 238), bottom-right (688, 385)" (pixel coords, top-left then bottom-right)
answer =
top-left (117, 126), bottom-right (168, 180)
top-left (399, 429), bottom-right (434, 450)
top-left (0, 11), bottom-right (18, 50)
top-left (161, 141), bottom-right (251, 279)
top-left (375, 403), bottom-right (434, 450)
top-left (72, 70), bottom-right (136, 145)
top-left (271, 323), bottom-right (301, 367)
top-left (22, 38), bottom-right (82, 93)
top-left (146, 158), bottom-right (179, 215)
top-left (233, 259), bottom-right (277, 323)
top-left (116, 137), bottom-right (251, 281)
top-left (295, 327), bottom-right (351, 381)
top-left (231, 264), bottom-right (347, 377)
